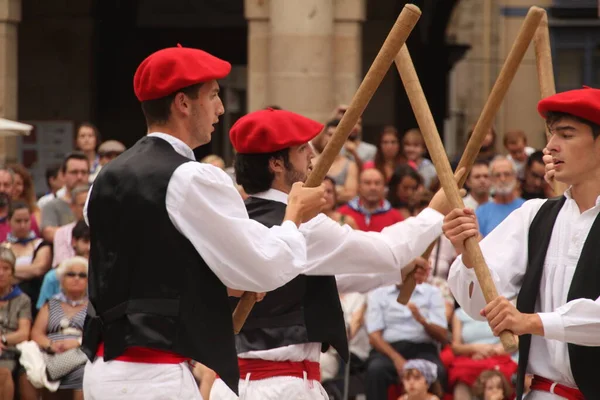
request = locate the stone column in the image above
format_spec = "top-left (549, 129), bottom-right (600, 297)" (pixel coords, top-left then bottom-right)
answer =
top-left (245, 0), bottom-right (270, 112)
top-left (497, 0), bottom-right (552, 151)
top-left (0, 0), bottom-right (20, 164)
top-left (268, 0), bottom-right (334, 122)
top-left (333, 0), bottom-right (365, 106)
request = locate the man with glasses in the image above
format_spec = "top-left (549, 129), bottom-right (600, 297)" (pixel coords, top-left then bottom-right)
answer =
top-left (41, 152), bottom-right (90, 242)
top-left (475, 155), bottom-right (525, 237)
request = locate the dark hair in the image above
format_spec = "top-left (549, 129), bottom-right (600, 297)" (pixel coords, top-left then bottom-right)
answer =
top-left (72, 220), bottom-right (90, 241)
top-left (61, 152), bottom-right (89, 174)
top-left (323, 176), bottom-right (338, 206)
top-left (467, 160), bottom-right (490, 179)
top-left (76, 122), bottom-right (101, 150)
top-left (545, 111), bottom-right (600, 139)
top-left (526, 150), bottom-right (544, 169)
top-left (326, 119), bottom-right (340, 129)
top-left (141, 83), bottom-right (204, 126)
top-left (472, 369), bottom-right (513, 399)
top-left (234, 149), bottom-right (292, 194)
top-left (8, 200), bottom-right (30, 219)
top-left (374, 126), bottom-right (405, 180)
top-left (387, 164), bottom-right (422, 208)
top-left (45, 164), bottom-right (61, 187)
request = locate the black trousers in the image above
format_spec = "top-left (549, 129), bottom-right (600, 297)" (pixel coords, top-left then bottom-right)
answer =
top-left (365, 341), bottom-right (446, 400)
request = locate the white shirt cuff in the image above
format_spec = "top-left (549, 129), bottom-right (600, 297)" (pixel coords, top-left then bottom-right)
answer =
top-left (419, 207), bottom-right (444, 223)
top-left (538, 312), bottom-right (565, 341)
top-left (280, 220), bottom-right (300, 230)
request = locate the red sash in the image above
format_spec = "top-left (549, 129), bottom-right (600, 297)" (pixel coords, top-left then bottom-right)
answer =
top-left (96, 342), bottom-right (188, 364)
top-left (530, 375), bottom-right (584, 400)
top-left (236, 358), bottom-right (321, 381)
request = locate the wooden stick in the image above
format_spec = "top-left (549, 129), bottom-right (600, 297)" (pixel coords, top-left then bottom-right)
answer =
top-left (396, 241), bottom-right (436, 305)
top-left (455, 6), bottom-right (545, 188)
top-left (397, 7), bottom-right (544, 311)
top-left (232, 291), bottom-right (256, 334)
top-left (231, 4), bottom-right (422, 334)
top-left (396, 44), bottom-right (517, 352)
top-left (533, 11), bottom-right (568, 195)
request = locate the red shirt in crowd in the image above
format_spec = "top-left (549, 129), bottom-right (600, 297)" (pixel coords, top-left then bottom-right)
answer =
top-left (338, 197), bottom-right (404, 232)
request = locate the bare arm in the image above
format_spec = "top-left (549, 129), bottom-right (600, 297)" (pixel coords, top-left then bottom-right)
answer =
top-left (4, 319), bottom-right (31, 345)
top-left (31, 304), bottom-right (52, 349)
top-left (336, 161), bottom-right (358, 203)
top-left (14, 246), bottom-right (52, 280)
top-left (41, 227), bottom-right (58, 243)
top-left (369, 330), bottom-right (404, 364)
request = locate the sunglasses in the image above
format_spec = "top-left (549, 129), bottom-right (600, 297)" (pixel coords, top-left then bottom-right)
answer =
top-left (65, 272), bottom-right (87, 279)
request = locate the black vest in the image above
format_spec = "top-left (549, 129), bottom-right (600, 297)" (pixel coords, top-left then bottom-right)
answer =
top-left (230, 196), bottom-right (349, 362)
top-left (516, 196), bottom-right (600, 399)
top-left (83, 136), bottom-right (240, 394)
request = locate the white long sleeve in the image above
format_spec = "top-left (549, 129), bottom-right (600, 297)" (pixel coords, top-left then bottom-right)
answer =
top-left (539, 298), bottom-right (600, 346)
top-left (447, 194), bottom-right (600, 387)
top-left (300, 208), bottom-right (444, 277)
top-left (166, 161), bottom-right (308, 293)
top-left (335, 271), bottom-right (400, 294)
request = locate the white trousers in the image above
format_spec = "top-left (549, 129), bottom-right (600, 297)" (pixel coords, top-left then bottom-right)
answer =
top-left (210, 375), bottom-right (329, 400)
top-left (83, 357), bottom-right (202, 400)
top-left (525, 390), bottom-right (572, 400)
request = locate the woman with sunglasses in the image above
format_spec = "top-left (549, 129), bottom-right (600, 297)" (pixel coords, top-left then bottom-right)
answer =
top-left (31, 256), bottom-right (88, 400)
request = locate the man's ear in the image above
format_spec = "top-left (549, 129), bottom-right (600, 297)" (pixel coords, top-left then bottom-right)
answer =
top-left (269, 157), bottom-right (284, 174)
top-left (172, 92), bottom-right (190, 116)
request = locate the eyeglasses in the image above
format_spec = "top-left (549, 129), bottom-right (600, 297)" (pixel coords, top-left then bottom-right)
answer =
top-left (65, 272), bottom-right (87, 279)
top-left (492, 171), bottom-right (514, 178)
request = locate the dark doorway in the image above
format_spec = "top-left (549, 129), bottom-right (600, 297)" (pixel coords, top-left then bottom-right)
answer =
top-left (93, 0), bottom-right (247, 159)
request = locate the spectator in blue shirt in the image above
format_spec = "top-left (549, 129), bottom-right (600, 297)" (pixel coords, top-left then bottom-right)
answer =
top-left (365, 283), bottom-right (448, 399)
top-left (37, 220), bottom-right (89, 309)
top-left (476, 156), bottom-right (525, 237)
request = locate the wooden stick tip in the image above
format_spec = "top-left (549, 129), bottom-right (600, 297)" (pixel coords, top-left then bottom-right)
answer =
top-left (403, 4), bottom-right (422, 16)
top-left (528, 6), bottom-right (546, 16)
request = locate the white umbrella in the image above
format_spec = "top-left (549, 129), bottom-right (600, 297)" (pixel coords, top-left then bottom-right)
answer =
top-left (0, 118), bottom-right (33, 136)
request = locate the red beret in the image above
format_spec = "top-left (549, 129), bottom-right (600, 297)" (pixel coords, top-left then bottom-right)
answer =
top-left (230, 109), bottom-right (324, 154)
top-left (133, 45), bottom-right (231, 101)
top-left (537, 86), bottom-right (600, 126)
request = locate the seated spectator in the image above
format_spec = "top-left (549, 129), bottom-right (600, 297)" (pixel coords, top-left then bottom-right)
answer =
top-left (519, 151), bottom-right (551, 200)
top-left (402, 129), bottom-right (437, 190)
top-left (338, 169), bottom-right (403, 232)
top-left (31, 256), bottom-right (88, 400)
top-left (52, 185), bottom-right (89, 268)
top-left (462, 160), bottom-right (491, 210)
top-left (447, 308), bottom-right (517, 400)
top-left (38, 221), bottom-right (90, 309)
top-left (0, 167), bottom-right (40, 242)
top-left (74, 122), bottom-right (101, 183)
top-left (330, 105), bottom-right (376, 166)
top-left (323, 176), bottom-right (358, 228)
top-left (399, 359), bottom-right (442, 400)
top-left (365, 283), bottom-right (448, 399)
top-left (89, 140), bottom-right (126, 181)
top-left (388, 165), bottom-right (422, 219)
top-left (364, 126), bottom-right (407, 183)
top-left (319, 119), bottom-right (359, 204)
top-left (503, 129), bottom-right (535, 180)
top-left (321, 292), bottom-right (370, 399)
top-left (476, 156), bottom-right (524, 237)
top-left (472, 370), bottom-right (513, 400)
top-left (38, 165), bottom-right (65, 210)
top-left (41, 152), bottom-right (89, 242)
top-left (10, 163), bottom-right (42, 228)
top-left (200, 154), bottom-right (225, 170)
top-left (5, 201), bottom-right (52, 316)
top-left (0, 245), bottom-right (36, 400)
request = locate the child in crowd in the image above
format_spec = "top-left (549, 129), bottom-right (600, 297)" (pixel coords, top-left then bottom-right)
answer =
top-left (503, 129), bottom-right (535, 179)
top-left (472, 369), bottom-right (513, 400)
top-left (399, 359), bottom-right (442, 400)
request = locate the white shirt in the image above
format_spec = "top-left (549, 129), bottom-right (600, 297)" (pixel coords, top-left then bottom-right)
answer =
top-left (38, 187), bottom-right (67, 209)
top-left (448, 190), bottom-right (600, 392)
top-left (84, 132), bottom-right (309, 293)
top-left (239, 188), bottom-right (444, 362)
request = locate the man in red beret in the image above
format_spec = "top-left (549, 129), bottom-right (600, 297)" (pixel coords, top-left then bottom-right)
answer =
top-left (444, 86), bottom-right (600, 399)
top-left (81, 46), bottom-right (327, 400)
top-left (210, 108), bottom-right (459, 400)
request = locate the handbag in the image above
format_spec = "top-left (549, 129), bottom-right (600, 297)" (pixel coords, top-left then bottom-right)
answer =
top-left (43, 348), bottom-right (88, 381)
